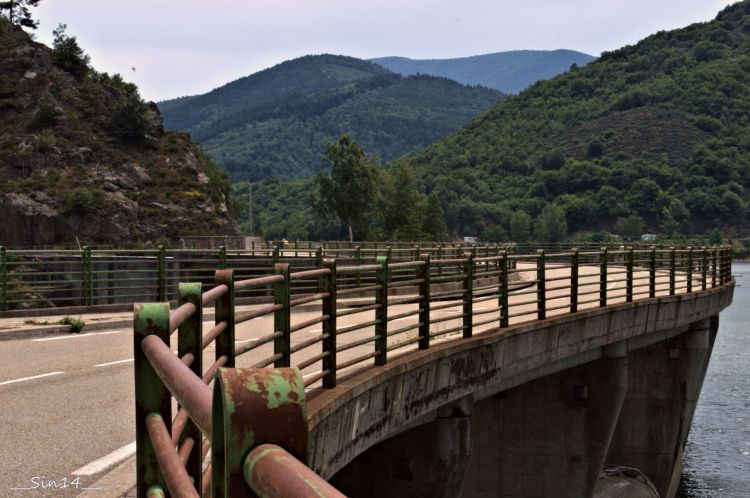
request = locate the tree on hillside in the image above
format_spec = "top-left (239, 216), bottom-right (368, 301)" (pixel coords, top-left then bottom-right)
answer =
top-left (52, 23), bottom-right (90, 79)
top-left (0, 0), bottom-right (40, 30)
top-left (314, 135), bottom-right (379, 241)
top-left (383, 163), bottom-right (423, 240)
top-left (509, 211), bottom-right (533, 242)
top-left (422, 193), bottom-right (448, 241)
top-left (615, 215), bottom-right (645, 241)
top-left (535, 204), bottom-right (567, 242)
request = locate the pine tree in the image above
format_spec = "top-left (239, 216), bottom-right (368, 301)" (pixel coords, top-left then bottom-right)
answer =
top-left (422, 193), bottom-right (448, 241)
top-left (0, 0), bottom-right (41, 30)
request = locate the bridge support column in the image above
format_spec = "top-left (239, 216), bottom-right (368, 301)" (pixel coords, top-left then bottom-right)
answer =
top-left (606, 318), bottom-right (716, 497)
top-left (461, 347), bottom-right (628, 498)
top-left (329, 399), bottom-right (472, 498)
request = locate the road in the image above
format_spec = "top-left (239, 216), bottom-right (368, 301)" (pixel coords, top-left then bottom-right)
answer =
top-left (0, 264), bottom-right (691, 497)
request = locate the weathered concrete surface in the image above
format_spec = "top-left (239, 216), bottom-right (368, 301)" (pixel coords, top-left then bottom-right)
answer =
top-left (306, 282), bottom-right (733, 481)
top-left (460, 353), bottom-right (627, 498)
top-left (606, 318), bottom-right (716, 497)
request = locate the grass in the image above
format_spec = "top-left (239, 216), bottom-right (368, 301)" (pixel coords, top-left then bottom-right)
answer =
top-left (24, 316), bottom-right (86, 333)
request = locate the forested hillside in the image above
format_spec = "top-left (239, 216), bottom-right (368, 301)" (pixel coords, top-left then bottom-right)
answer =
top-left (159, 55), bottom-right (503, 180)
top-left (394, 1), bottom-right (750, 240)
top-left (371, 50), bottom-right (595, 94)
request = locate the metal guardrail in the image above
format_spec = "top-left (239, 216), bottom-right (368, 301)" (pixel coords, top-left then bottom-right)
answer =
top-left (132, 244), bottom-right (732, 497)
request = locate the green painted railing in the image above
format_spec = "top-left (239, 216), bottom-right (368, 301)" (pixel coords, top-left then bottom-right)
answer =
top-left (132, 245), bottom-right (733, 497)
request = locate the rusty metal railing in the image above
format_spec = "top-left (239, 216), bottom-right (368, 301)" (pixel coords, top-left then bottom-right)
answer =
top-left (133, 245), bottom-right (733, 497)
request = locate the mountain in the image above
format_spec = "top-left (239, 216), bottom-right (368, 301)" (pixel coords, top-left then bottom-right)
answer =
top-left (395, 1), bottom-right (750, 240)
top-left (159, 55), bottom-right (504, 181)
top-left (370, 50), bottom-right (596, 94)
top-left (0, 19), bottom-right (237, 247)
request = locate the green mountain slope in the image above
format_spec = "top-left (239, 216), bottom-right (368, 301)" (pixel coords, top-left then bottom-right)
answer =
top-left (370, 50), bottom-right (596, 94)
top-left (396, 1), bottom-right (750, 239)
top-left (0, 19), bottom-right (237, 247)
top-left (159, 55), bottom-right (503, 181)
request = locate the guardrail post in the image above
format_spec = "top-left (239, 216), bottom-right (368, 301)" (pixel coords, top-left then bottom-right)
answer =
top-left (687, 247), bottom-right (693, 293)
top-left (599, 247), bottom-right (607, 307)
top-left (273, 263), bottom-right (291, 367)
top-left (418, 253), bottom-right (431, 349)
top-left (375, 256), bottom-right (389, 366)
top-left (316, 247), bottom-right (324, 291)
top-left (626, 247), bottom-right (634, 302)
top-left (134, 302), bottom-right (171, 498)
top-left (500, 250), bottom-right (509, 327)
top-left (702, 248), bottom-right (708, 291)
top-left (537, 249), bottom-right (546, 319)
top-left (414, 244), bottom-right (420, 261)
top-left (177, 282), bottom-right (203, 492)
top-left (273, 245), bottom-right (280, 265)
top-left (438, 244), bottom-right (444, 276)
top-left (650, 247), bottom-right (657, 298)
top-left (212, 368), bottom-right (307, 498)
top-left (82, 246), bottom-right (93, 306)
top-left (157, 245), bottom-right (166, 302)
top-left (386, 246), bottom-right (392, 262)
top-left (712, 247), bottom-right (718, 287)
top-left (571, 248), bottom-right (579, 313)
top-left (669, 247), bottom-right (676, 295)
top-left (219, 245), bottom-right (227, 270)
top-left (215, 269), bottom-right (236, 368)
top-left (0, 246), bottom-right (6, 311)
top-left (463, 253), bottom-right (474, 338)
top-left (322, 259), bottom-right (337, 388)
top-left (355, 245), bottom-right (362, 288)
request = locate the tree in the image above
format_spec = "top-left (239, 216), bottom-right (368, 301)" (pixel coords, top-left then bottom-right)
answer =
top-left (313, 135), bottom-right (379, 241)
top-left (383, 163), bottom-right (422, 240)
top-left (535, 204), bottom-right (567, 242)
top-left (422, 193), bottom-right (447, 241)
top-left (615, 215), bottom-right (645, 240)
top-left (509, 211), bottom-right (532, 242)
top-left (0, 0), bottom-right (40, 30)
top-left (52, 23), bottom-right (90, 79)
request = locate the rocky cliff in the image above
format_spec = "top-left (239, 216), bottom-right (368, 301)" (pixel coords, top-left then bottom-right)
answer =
top-left (0, 20), bottom-right (239, 247)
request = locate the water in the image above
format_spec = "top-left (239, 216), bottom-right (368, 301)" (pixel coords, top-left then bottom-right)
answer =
top-left (678, 263), bottom-right (750, 498)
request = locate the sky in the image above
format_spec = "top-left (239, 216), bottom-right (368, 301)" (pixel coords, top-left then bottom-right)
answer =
top-left (31, 0), bottom-right (738, 102)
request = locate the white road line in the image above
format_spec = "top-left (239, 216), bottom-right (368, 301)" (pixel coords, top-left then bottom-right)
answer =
top-left (0, 371), bottom-right (64, 386)
top-left (94, 359), bottom-right (133, 367)
top-left (72, 442), bottom-right (136, 476)
top-left (32, 331), bottom-right (122, 342)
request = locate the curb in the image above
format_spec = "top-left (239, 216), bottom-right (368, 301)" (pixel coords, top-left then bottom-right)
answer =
top-left (78, 456), bottom-right (135, 498)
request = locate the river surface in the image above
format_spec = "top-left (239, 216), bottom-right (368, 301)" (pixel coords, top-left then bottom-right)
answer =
top-left (678, 262), bottom-right (750, 497)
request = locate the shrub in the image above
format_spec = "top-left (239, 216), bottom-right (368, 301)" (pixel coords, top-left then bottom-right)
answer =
top-left (30, 91), bottom-right (62, 129)
top-left (52, 24), bottom-right (90, 79)
top-left (58, 316), bottom-right (85, 333)
top-left (35, 129), bottom-right (56, 152)
top-left (63, 187), bottom-right (100, 215)
top-left (109, 94), bottom-right (156, 142)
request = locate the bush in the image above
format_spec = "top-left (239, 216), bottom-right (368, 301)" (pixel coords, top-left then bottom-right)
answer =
top-left (58, 316), bottom-right (85, 333)
top-left (35, 129), bottom-right (56, 152)
top-left (29, 91), bottom-right (62, 129)
top-left (51, 24), bottom-right (90, 79)
top-left (109, 94), bottom-right (156, 142)
top-left (63, 187), bottom-right (100, 215)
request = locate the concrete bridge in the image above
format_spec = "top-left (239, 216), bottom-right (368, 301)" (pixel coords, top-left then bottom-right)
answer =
top-left (130, 246), bottom-right (734, 498)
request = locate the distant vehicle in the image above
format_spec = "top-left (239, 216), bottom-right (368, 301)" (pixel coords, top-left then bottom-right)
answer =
top-left (641, 234), bottom-right (657, 242)
top-left (463, 236), bottom-right (478, 244)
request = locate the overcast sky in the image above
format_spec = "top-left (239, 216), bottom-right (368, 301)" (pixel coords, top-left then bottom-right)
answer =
top-left (32, 0), bottom-right (737, 101)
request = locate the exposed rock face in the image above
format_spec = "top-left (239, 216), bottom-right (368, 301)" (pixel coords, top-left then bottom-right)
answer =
top-left (0, 20), bottom-right (238, 247)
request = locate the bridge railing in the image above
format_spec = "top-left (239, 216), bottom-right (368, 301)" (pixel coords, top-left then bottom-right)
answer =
top-left (132, 245), bottom-right (732, 497)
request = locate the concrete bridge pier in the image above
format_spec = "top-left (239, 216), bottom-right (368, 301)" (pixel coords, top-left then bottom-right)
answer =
top-left (460, 346), bottom-right (628, 498)
top-left (605, 317), bottom-right (716, 498)
top-left (329, 398), bottom-right (473, 498)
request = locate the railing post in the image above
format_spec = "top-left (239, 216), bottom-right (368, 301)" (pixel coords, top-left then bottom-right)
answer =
top-left (273, 245), bottom-right (280, 265)
top-left (375, 256), bottom-right (389, 366)
top-left (438, 244), bottom-right (444, 276)
top-left (500, 250), bottom-right (509, 327)
top-left (215, 269), bottom-right (236, 368)
top-left (273, 263), bottom-right (291, 367)
top-left (702, 248), bottom-right (708, 291)
top-left (82, 246), bottom-right (93, 306)
top-left (712, 247), bottom-right (718, 287)
top-left (386, 245), bottom-right (392, 262)
top-left (0, 246), bottom-right (6, 311)
top-left (571, 248), bottom-right (579, 313)
top-left (687, 247), bottom-right (693, 293)
top-left (157, 245), bottom-right (167, 302)
top-left (669, 247), bottom-right (676, 295)
top-left (599, 247), bottom-right (607, 307)
top-left (626, 247), bottom-right (634, 302)
top-left (463, 253), bottom-right (474, 338)
top-left (537, 249), bottom-right (546, 320)
top-left (315, 246), bottom-right (324, 291)
top-left (322, 259), bottom-right (337, 388)
top-left (418, 253), bottom-right (431, 349)
top-left (649, 247), bottom-right (656, 298)
top-left (134, 302), bottom-right (171, 498)
top-left (177, 282), bottom-right (203, 492)
top-left (219, 245), bottom-right (227, 270)
top-left (355, 245), bottom-right (362, 288)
